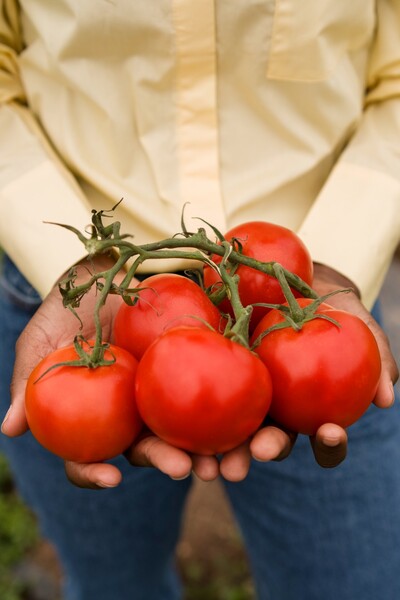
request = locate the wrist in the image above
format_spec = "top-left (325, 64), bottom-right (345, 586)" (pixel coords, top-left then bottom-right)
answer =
top-left (312, 262), bottom-right (361, 299)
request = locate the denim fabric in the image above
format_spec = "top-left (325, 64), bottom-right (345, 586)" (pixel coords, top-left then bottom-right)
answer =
top-left (224, 401), bottom-right (400, 600)
top-left (1, 257), bottom-right (400, 600)
top-left (0, 255), bottom-right (42, 309)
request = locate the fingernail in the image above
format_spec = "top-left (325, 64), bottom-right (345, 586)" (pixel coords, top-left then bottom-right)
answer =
top-left (387, 382), bottom-right (396, 408)
top-left (1, 407), bottom-right (12, 433)
top-left (96, 480), bottom-right (119, 489)
top-left (322, 437), bottom-right (341, 448)
top-left (253, 456), bottom-right (268, 463)
top-left (170, 473), bottom-right (191, 481)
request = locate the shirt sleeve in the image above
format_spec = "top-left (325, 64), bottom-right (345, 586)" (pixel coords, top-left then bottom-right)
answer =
top-left (298, 0), bottom-right (400, 310)
top-left (0, 0), bottom-right (92, 298)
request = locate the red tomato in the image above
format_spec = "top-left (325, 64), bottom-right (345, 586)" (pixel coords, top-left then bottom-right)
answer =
top-left (113, 273), bottom-right (225, 360)
top-left (251, 300), bottom-right (381, 435)
top-left (135, 326), bottom-right (272, 455)
top-left (25, 343), bottom-right (142, 462)
top-left (203, 221), bottom-right (313, 330)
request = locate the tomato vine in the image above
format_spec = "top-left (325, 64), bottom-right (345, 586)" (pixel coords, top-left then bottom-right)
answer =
top-left (53, 204), bottom-right (321, 365)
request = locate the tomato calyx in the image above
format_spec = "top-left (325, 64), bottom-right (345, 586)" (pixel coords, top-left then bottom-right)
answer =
top-left (71, 336), bottom-right (117, 368)
top-left (251, 264), bottom-right (354, 348)
top-left (34, 336), bottom-right (116, 383)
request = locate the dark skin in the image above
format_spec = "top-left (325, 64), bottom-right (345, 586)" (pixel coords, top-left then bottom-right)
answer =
top-left (1, 257), bottom-right (397, 488)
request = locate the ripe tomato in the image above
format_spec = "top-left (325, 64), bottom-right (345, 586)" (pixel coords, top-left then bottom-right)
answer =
top-left (135, 326), bottom-right (272, 455)
top-left (203, 221), bottom-right (313, 330)
top-left (25, 343), bottom-right (142, 462)
top-left (113, 273), bottom-right (225, 360)
top-left (251, 300), bottom-right (381, 435)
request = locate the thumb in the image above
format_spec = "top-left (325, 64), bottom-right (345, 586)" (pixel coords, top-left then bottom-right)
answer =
top-left (1, 375), bottom-right (29, 438)
top-left (2, 326), bottom-right (52, 437)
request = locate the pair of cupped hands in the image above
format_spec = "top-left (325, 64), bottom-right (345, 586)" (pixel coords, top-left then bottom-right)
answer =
top-left (1, 256), bottom-right (398, 489)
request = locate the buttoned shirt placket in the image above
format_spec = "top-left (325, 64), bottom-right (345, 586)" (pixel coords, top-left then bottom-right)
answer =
top-left (172, 0), bottom-right (227, 233)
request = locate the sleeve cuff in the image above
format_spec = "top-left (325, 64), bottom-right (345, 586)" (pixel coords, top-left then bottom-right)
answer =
top-left (0, 160), bottom-right (92, 298)
top-left (297, 162), bottom-right (400, 310)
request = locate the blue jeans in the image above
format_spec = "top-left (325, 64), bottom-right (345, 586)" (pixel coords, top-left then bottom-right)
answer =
top-left (1, 255), bottom-right (400, 600)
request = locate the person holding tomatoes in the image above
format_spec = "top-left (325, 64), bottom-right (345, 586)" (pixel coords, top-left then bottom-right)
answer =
top-left (0, 1), bottom-right (399, 599)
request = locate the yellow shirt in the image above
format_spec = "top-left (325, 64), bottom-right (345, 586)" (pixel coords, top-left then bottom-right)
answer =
top-left (1, 0), bottom-right (400, 308)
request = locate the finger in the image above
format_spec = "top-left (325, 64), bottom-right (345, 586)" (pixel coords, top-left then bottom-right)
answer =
top-left (125, 435), bottom-right (192, 480)
top-left (374, 377), bottom-right (396, 409)
top-left (329, 295), bottom-right (398, 409)
top-left (369, 325), bottom-right (398, 408)
top-left (191, 454), bottom-right (220, 482)
top-left (250, 425), bottom-right (297, 462)
top-left (219, 441), bottom-right (252, 482)
top-left (310, 423), bottom-right (347, 468)
top-left (2, 328), bottom-right (52, 437)
top-left (313, 269), bottom-right (398, 409)
top-left (64, 461), bottom-right (123, 489)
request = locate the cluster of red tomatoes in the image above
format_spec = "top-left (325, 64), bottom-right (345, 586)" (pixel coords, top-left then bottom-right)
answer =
top-left (25, 222), bottom-right (381, 463)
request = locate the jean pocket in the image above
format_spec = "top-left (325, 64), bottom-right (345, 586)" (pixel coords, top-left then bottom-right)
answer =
top-left (0, 255), bottom-right (41, 311)
top-left (267, 0), bottom-right (375, 82)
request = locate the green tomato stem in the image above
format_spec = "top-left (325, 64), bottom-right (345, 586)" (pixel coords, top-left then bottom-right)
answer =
top-left (54, 208), bottom-right (319, 365)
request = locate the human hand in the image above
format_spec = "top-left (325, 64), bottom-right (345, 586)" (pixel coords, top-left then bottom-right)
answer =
top-left (311, 262), bottom-right (398, 409)
top-left (246, 262), bottom-right (400, 472)
top-left (0, 256), bottom-right (227, 487)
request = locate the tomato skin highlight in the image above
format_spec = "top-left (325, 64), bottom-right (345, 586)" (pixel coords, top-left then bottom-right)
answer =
top-left (135, 327), bottom-right (272, 455)
top-left (252, 302), bottom-right (382, 435)
top-left (25, 344), bottom-right (142, 463)
top-left (203, 221), bottom-right (313, 330)
top-left (113, 273), bottom-right (225, 360)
